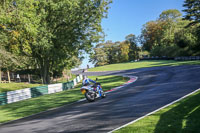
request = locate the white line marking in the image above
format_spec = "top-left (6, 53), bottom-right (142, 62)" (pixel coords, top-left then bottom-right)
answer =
top-left (108, 88), bottom-right (200, 133)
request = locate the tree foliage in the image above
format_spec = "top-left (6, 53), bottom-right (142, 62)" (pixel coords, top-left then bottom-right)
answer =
top-left (140, 8), bottom-right (200, 57)
top-left (90, 35), bottom-right (139, 66)
top-left (0, 0), bottom-right (112, 84)
top-left (183, 0), bottom-right (200, 27)
top-left (125, 34), bottom-right (139, 61)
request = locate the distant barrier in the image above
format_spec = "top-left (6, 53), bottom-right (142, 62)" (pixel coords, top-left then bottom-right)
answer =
top-left (0, 74), bottom-right (83, 105)
top-left (141, 56), bottom-right (200, 61)
top-left (140, 57), bottom-right (174, 60)
top-left (174, 56), bottom-right (200, 61)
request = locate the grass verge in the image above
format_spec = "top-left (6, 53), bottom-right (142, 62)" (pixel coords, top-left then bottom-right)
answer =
top-left (0, 75), bottom-right (77, 93)
top-left (0, 75), bottom-right (129, 124)
top-left (0, 83), bottom-right (42, 93)
top-left (114, 89), bottom-right (200, 133)
top-left (88, 60), bottom-right (200, 72)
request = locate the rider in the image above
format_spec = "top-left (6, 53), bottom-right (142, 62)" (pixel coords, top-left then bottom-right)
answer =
top-left (82, 75), bottom-right (96, 86)
top-left (82, 76), bottom-right (101, 92)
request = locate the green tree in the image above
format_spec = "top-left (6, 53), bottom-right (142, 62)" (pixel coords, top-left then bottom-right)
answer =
top-left (140, 9), bottom-right (191, 57)
top-left (109, 41), bottom-right (120, 63)
top-left (183, 0), bottom-right (200, 27)
top-left (159, 9), bottom-right (182, 22)
top-left (183, 0), bottom-right (200, 55)
top-left (140, 21), bottom-right (167, 52)
top-left (90, 47), bottom-right (109, 67)
top-left (119, 41), bottom-right (129, 62)
top-left (0, 0), bottom-right (112, 84)
top-left (174, 25), bottom-right (199, 56)
top-left (125, 34), bottom-right (139, 61)
top-left (159, 9), bottom-right (182, 47)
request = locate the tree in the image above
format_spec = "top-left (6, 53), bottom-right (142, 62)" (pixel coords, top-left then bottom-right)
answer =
top-left (183, 0), bottom-right (200, 55)
top-left (183, 0), bottom-right (200, 27)
top-left (119, 41), bottom-right (129, 62)
top-left (0, 47), bottom-right (20, 83)
top-left (0, 22), bottom-right (25, 83)
top-left (125, 34), bottom-right (139, 61)
top-left (140, 21), bottom-right (167, 51)
top-left (140, 9), bottom-right (191, 57)
top-left (90, 47), bottom-right (109, 67)
top-left (174, 25), bottom-right (199, 56)
top-left (159, 9), bottom-right (182, 22)
top-left (0, 0), bottom-right (112, 84)
top-left (159, 10), bottom-right (182, 47)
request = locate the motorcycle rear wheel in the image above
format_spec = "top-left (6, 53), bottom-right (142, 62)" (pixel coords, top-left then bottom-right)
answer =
top-left (85, 91), bottom-right (95, 102)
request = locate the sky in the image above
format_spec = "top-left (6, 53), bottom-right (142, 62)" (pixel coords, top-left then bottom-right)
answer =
top-left (79, 0), bottom-right (185, 69)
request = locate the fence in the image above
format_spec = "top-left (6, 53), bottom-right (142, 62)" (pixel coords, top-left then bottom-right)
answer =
top-left (0, 74), bottom-right (83, 105)
top-left (174, 56), bottom-right (200, 61)
top-left (141, 56), bottom-right (200, 61)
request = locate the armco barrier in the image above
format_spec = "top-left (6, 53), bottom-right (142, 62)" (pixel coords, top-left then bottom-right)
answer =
top-left (31, 86), bottom-right (48, 98)
top-left (48, 83), bottom-right (62, 94)
top-left (76, 76), bottom-right (80, 83)
top-left (68, 81), bottom-right (74, 89)
top-left (7, 88), bottom-right (31, 104)
top-left (63, 81), bottom-right (75, 90)
top-left (0, 92), bottom-right (7, 105)
top-left (62, 82), bottom-right (69, 90)
top-left (0, 75), bottom-right (82, 106)
top-left (73, 79), bottom-right (77, 86)
top-left (79, 74), bottom-right (83, 80)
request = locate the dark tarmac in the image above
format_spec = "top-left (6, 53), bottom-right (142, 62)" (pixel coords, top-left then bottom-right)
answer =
top-left (0, 65), bottom-right (200, 133)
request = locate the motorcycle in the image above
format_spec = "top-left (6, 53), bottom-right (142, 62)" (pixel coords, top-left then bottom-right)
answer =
top-left (80, 78), bottom-right (106, 102)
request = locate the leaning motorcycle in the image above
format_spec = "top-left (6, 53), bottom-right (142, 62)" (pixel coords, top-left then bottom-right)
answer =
top-left (80, 82), bottom-right (106, 102)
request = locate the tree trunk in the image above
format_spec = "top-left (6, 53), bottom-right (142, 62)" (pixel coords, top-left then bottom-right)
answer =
top-left (40, 59), bottom-right (50, 84)
top-left (7, 70), bottom-right (10, 83)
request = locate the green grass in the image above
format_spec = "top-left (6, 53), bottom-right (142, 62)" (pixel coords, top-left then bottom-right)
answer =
top-left (88, 60), bottom-right (200, 72)
top-left (0, 83), bottom-right (42, 93)
top-left (0, 75), bottom-right (129, 124)
top-left (115, 90), bottom-right (200, 133)
top-left (51, 74), bottom-right (77, 84)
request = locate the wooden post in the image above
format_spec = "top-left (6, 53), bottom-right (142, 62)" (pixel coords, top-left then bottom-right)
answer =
top-left (28, 74), bottom-right (31, 83)
top-left (7, 71), bottom-right (10, 83)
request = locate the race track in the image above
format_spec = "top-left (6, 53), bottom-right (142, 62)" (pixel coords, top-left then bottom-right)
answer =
top-left (0, 65), bottom-right (200, 133)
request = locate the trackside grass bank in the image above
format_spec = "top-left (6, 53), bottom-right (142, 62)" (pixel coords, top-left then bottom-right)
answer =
top-left (0, 75), bottom-right (77, 93)
top-left (114, 89), bottom-right (200, 133)
top-left (0, 75), bottom-right (129, 124)
top-left (88, 60), bottom-right (200, 72)
top-left (0, 83), bottom-right (42, 93)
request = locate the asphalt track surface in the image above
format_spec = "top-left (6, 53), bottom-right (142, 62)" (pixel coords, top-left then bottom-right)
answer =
top-left (1, 65), bottom-right (200, 133)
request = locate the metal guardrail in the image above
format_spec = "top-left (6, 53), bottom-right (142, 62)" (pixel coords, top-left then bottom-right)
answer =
top-left (174, 56), bottom-right (200, 61)
top-left (140, 56), bottom-right (200, 61)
